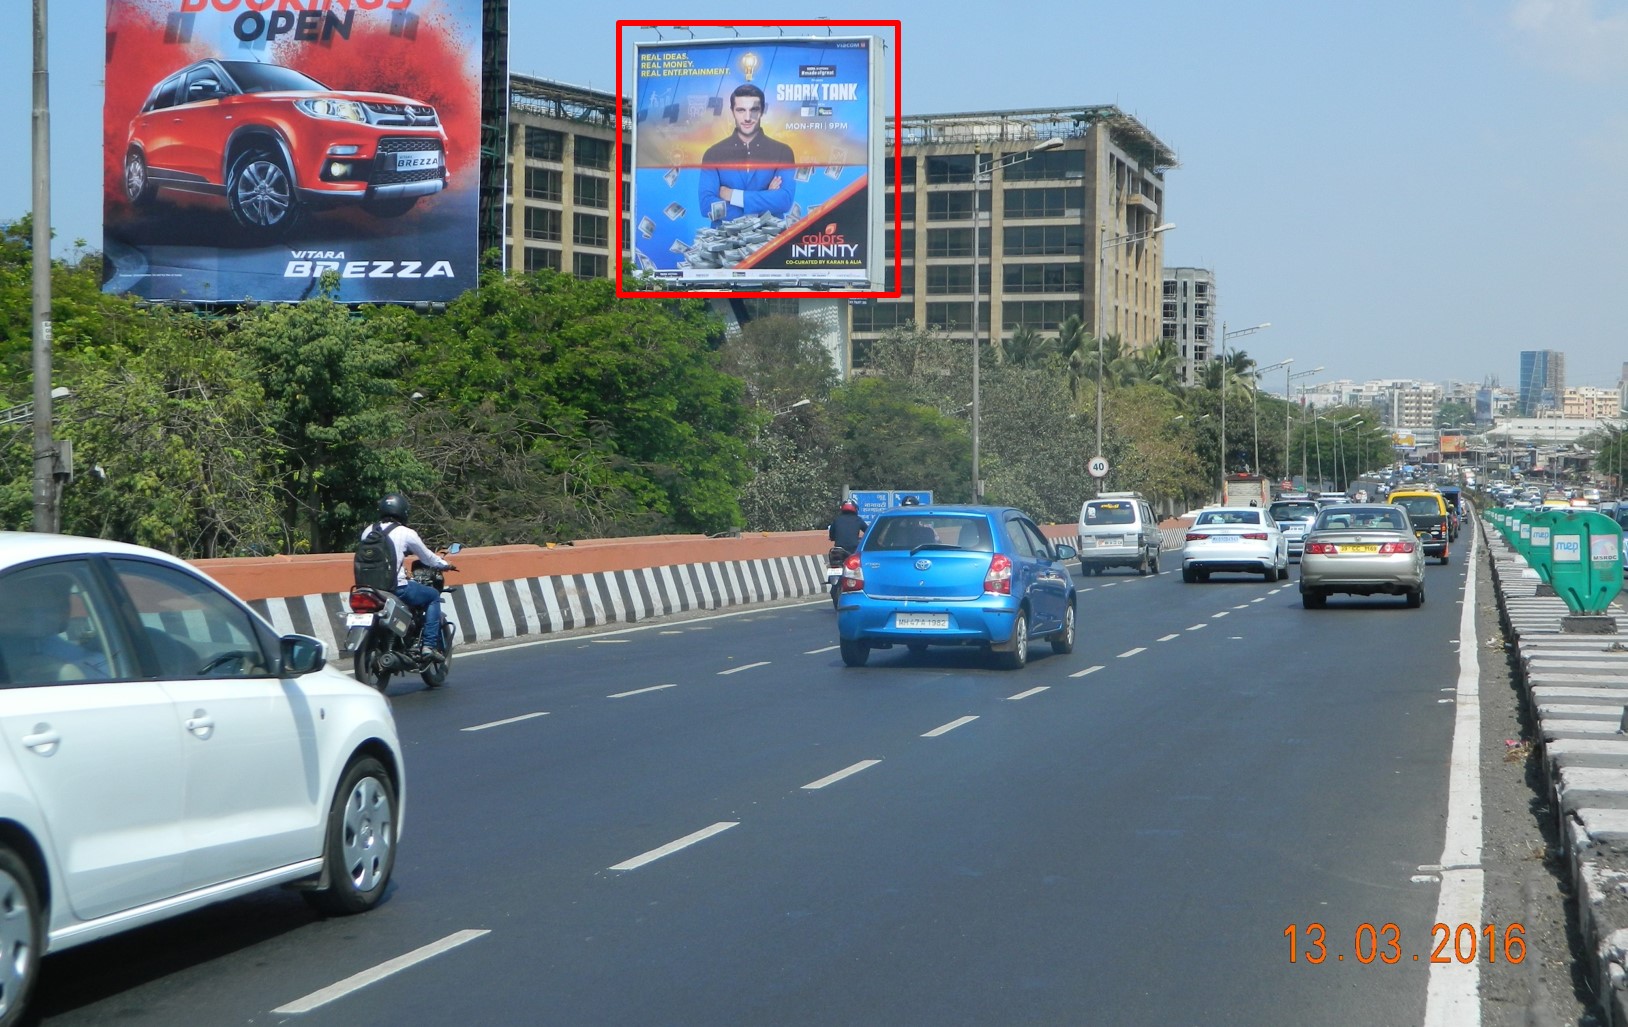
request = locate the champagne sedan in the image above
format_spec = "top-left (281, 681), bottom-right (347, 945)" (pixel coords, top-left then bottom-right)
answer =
top-left (1297, 503), bottom-right (1427, 609)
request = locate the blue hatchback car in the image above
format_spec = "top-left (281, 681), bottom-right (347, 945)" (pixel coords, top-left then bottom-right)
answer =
top-left (835, 505), bottom-right (1078, 669)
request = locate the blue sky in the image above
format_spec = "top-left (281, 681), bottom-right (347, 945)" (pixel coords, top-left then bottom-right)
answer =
top-left (5, 0), bottom-right (1625, 391)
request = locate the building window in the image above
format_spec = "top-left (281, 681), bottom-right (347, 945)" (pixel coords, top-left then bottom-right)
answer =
top-left (926, 228), bottom-right (990, 258)
top-left (573, 213), bottom-right (608, 247)
top-left (926, 264), bottom-right (974, 295)
top-left (883, 230), bottom-right (916, 259)
top-left (1195, 326), bottom-right (1207, 340)
top-left (524, 246), bottom-right (561, 273)
top-left (525, 167), bottom-right (562, 201)
top-left (1001, 150), bottom-right (1081, 182)
top-left (925, 302), bottom-right (987, 329)
top-left (524, 128), bottom-right (564, 162)
top-left (1003, 263), bottom-right (1083, 294)
top-left (1194, 282), bottom-right (1209, 297)
top-left (1162, 302), bottom-right (1177, 319)
top-left (573, 252), bottom-right (608, 279)
top-left (525, 207), bottom-right (562, 242)
top-left (1002, 186), bottom-right (1084, 219)
top-left (927, 191), bottom-right (977, 221)
top-left (852, 301), bottom-right (913, 333)
top-left (1194, 304), bottom-right (1207, 319)
top-left (925, 154), bottom-right (976, 184)
top-left (1003, 224), bottom-right (1084, 256)
top-left (883, 265), bottom-right (915, 294)
top-left (1002, 301), bottom-right (1070, 331)
top-left (574, 173), bottom-right (609, 209)
top-left (885, 156), bottom-right (917, 185)
top-left (575, 135), bottom-right (612, 170)
top-left (884, 191), bottom-right (917, 222)
top-left (1163, 280), bottom-right (1177, 297)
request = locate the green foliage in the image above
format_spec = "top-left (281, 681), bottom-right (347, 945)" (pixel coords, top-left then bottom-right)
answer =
top-left (827, 376), bottom-right (973, 502)
top-left (718, 314), bottom-right (838, 413)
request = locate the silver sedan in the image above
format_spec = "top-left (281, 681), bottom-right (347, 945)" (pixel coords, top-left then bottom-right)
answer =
top-left (1298, 504), bottom-right (1426, 608)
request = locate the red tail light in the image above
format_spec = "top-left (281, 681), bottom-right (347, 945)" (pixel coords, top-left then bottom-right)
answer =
top-left (1185, 532), bottom-right (1208, 542)
top-left (1304, 542), bottom-right (1336, 555)
top-left (840, 552), bottom-right (864, 593)
top-left (984, 553), bottom-right (1013, 594)
top-left (1241, 532), bottom-right (1269, 541)
top-left (1379, 541), bottom-right (1416, 554)
top-left (348, 588), bottom-right (384, 613)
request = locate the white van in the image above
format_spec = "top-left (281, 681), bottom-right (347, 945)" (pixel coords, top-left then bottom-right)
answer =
top-left (1076, 492), bottom-right (1162, 576)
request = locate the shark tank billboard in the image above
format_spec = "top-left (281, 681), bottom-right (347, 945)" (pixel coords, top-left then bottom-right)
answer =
top-left (102, 0), bottom-right (483, 304)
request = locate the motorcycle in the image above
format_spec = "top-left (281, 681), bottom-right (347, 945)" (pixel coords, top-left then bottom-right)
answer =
top-left (826, 545), bottom-right (850, 608)
top-left (344, 543), bottom-right (462, 691)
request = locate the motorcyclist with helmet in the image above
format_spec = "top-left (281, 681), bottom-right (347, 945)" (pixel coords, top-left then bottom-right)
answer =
top-left (360, 493), bottom-right (457, 662)
top-left (828, 498), bottom-right (868, 552)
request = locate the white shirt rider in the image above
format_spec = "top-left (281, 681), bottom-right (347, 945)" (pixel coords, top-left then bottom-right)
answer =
top-left (360, 519), bottom-right (452, 587)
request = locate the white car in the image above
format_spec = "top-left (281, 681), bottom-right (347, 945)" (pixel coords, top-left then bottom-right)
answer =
top-left (0, 532), bottom-right (404, 1023)
top-left (1181, 506), bottom-right (1289, 582)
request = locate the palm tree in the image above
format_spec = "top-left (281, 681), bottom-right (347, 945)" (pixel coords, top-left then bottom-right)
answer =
top-left (998, 326), bottom-right (1056, 369)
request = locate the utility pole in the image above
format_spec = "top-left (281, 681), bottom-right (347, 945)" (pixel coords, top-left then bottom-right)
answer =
top-left (32, 0), bottom-right (58, 532)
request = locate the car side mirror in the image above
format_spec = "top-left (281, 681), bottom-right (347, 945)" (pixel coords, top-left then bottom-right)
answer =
top-left (1052, 543), bottom-right (1077, 561)
top-left (280, 634), bottom-right (327, 676)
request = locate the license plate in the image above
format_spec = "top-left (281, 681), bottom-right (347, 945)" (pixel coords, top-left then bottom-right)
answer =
top-left (1096, 536), bottom-right (1123, 546)
top-left (1341, 545), bottom-right (1379, 554)
top-left (395, 151), bottom-right (440, 171)
top-left (345, 613), bottom-right (375, 628)
top-left (896, 613), bottom-right (949, 629)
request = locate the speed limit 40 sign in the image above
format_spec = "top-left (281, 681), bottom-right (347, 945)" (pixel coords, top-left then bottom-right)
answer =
top-left (1087, 455), bottom-right (1109, 479)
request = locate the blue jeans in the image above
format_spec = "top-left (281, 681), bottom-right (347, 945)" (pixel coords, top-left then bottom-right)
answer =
top-left (395, 580), bottom-right (443, 650)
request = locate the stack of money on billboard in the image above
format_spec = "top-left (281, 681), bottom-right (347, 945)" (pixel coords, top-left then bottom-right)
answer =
top-left (102, 0), bottom-right (483, 305)
top-left (628, 35), bottom-right (882, 292)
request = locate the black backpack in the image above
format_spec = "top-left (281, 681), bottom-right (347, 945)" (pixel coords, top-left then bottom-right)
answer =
top-left (354, 521), bottom-right (401, 591)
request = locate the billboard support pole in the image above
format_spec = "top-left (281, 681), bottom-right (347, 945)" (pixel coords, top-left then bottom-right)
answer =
top-left (32, 0), bottom-right (58, 533)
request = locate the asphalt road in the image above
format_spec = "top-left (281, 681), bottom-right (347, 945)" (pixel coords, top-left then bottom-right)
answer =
top-left (35, 554), bottom-right (1474, 1026)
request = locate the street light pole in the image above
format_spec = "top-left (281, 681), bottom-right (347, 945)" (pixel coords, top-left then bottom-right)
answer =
top-left (1215, 321), bottom-right (1270, 497)
top-left (1250, 358), bottom-right (1293, 478)
top-left (1095, 221), bottom-right (1174, 494)
top-left (971, 136), bottom-right (1064, 503)
top-left (1287, 366), bottom-right (1322, 485)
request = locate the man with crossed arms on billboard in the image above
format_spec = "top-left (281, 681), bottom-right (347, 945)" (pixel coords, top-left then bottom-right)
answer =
top-left (698, 83), bottom-right (797, 225)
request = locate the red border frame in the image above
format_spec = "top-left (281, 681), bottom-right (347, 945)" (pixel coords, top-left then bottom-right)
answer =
top-left (612, 20), bottom-right (903, 299)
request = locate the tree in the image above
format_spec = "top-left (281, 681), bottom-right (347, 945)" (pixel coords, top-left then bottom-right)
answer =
top-left (717, 313), bottom-right (838, 413)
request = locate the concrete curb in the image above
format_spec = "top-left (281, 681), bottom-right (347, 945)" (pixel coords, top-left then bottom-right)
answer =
top-left (1483, 517), bottom-right (1628, 1026)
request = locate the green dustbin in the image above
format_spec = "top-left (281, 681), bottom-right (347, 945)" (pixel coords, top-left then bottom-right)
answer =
top-left (1544, 510), bottom-right (1624, 615)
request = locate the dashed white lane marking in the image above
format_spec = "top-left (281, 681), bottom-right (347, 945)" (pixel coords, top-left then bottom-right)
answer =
top-left (1156, 633), bottom-right (1180, 642)
top-left (609, 822), bottom-right (739, 871)
top-left (1079, 587), bottom-right (1095, 592)
top-left (273, 929), bottom-right (490, 1014)
top-left (1070, 665), bottom-right (1105, 678)
top-left (592, 638), bottom-right (631, 644)
top-left (1006, 685), bottom-right (1050, 701)
top-left (608, 684), bottom-right (677, 699)
top-left (1117, 647), bottom-right (1146, 658)
top-left (1212, 611), bottom-right (1230, 619)
top-left (1187, 623), bottom-right (1207, 631)
top-left (1101, 582), bottom-right (1119, 588)
top-left (659, 630), bottom-right (683, 635)
top-left (803, 760), bottom-right (882, 790)
top-left (1232, 604), bottom-right (1251, 610)
top-left (923, 716), bottom-right (979, 737)
top-left (462, 712), bottom-right (550, 732)
top-left (805, 645), bottom-right (839, 654)
top-left (718, 661), bottom-right (770, 676)
top-left (1250, 597), bottom-right (1266, 604)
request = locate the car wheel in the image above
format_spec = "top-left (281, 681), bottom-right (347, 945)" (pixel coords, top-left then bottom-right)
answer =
top-left (124, 148), bottom-right (156, 207)
top-left (1182, 567), bottom-right (1197, 584)
top-left (363, 196), bottom-right (418, 218)
top-left (1277, 561), bottom-right (1290, 581)
top-left (1301, 589), bottom-right (1326, 609)
top-left (1137, 551), bottom-right (1150, 576)
top-left (1439, 548), bottom-right (1451, 566)
top-left (1149, 549), bottom-right (1161, 574)
top-left (1198, 570), bottom-right (1211, 583)
top-left (1407, 583), bottom-right (1425, 608)
top-left (1261, 566), bottom-right (1276, 582)
top-left (304, 757), bottom-right (397, 916)
top-left (1092, 565), bottom-right (1104, 576)
top-left (227, 145), bottom-right (302, 237)
top-left (0, 847), bottom-right (43, 1026)
top-left (1051, 603), bottom-right (1076, 655)
top-left (420, 626), bottom-right (453, 690)
top-left (998, 611), bottom-right (1029, 670)
top-left (839, 638), bottom-right (869, 667)
top-left (353, 635), bottom-right (391, 692)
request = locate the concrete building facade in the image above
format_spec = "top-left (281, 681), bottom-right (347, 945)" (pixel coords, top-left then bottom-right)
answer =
top-left (1162, 267), bottom-right (1214, 385)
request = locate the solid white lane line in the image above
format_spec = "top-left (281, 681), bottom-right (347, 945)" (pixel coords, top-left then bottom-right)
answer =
top-left (607, 684), bottom-right (677, 699)
top-left (1006, 685), bottom-right (1050, 701)
top-left (609, 822), bottom-right (740, 871)
top-left (1069, 665), bottom-right (1104, 678)
top-left (1211, 611), bottom-right (1230, 619)
top-left (1187, 623), bottom-right (1207, 631)
top-left (273, 929), bottom-right (490, 1014)
top-left (1117, 647), bottom-right (1146, 658)
top-left (804, 645), bottom-right (839, 654)
top-left (1423, 528), bottom-right (1483, 1025)
top-left (1156, 633), bottom-right (1180, 642)
top-left (718, 661), bottom-right (770, 675)
top-left (923, 716), bottom-right (979, 737)
top-left (461, 712), bottom-right (549, 732)
top-left (803, 760), bottom-right (882, 790)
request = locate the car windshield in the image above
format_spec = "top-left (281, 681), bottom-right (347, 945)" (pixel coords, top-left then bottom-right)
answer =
top-left (1194, 510), bottom-right (1261, 526)
top-left (866, 515), bottom-right (994, 552)
top-left (1269, 502), bottom-right (1319, 521)
top-left (219, 61), bottom-right (329, 94)
top-left (1393, 496), bottom-right (1442, 517)
top-left (1084, 501), bottom-right (1135, 525)
top-left (1317, 508), bottom-right (1407, 531)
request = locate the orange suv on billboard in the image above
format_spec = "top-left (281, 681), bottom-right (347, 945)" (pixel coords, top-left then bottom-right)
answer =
top-left (122, 59), bottom-right (448, 238)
